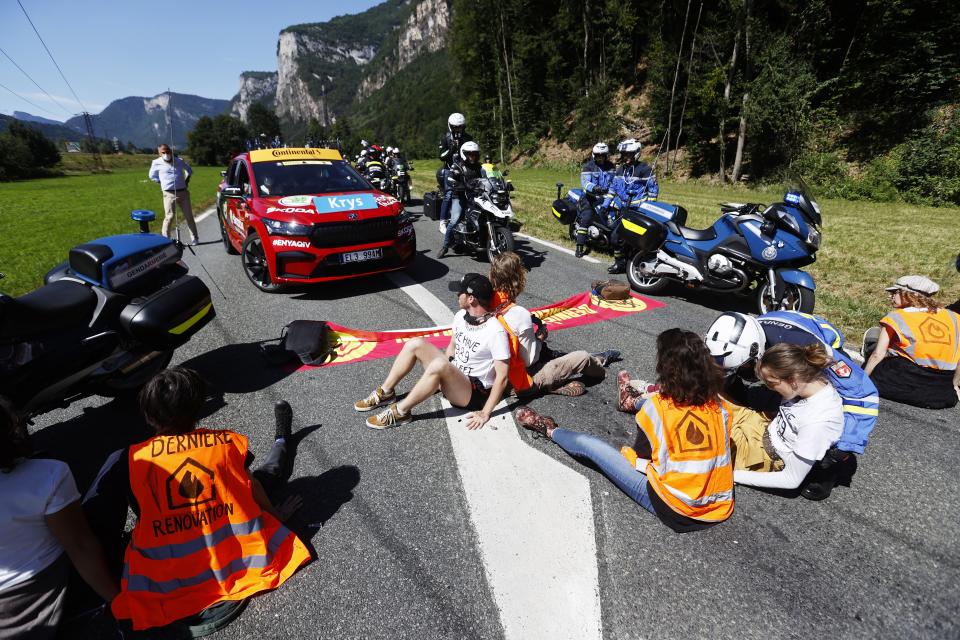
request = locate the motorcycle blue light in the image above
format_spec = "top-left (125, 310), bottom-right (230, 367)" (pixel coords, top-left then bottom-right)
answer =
top-left (785, 192), bottom-right (801, 204)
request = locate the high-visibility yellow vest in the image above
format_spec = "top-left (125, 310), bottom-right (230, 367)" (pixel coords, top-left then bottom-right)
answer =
top-left (881, 307), bottom-right (960, 371)
top-left (111, 429), bottom-right (311, 630)
top-left (635, 395), bottom-right (735, 522)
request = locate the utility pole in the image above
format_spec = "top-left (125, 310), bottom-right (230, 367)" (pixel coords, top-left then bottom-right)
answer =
top-left (81, 111), bottom-right (104, 172)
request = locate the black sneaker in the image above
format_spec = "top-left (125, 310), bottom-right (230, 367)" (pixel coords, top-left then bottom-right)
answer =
top-left (575, 245), bottom-right (586, 258)
top-left (274, 400), bottom-right (292, 440)
top-left (607, 259), bottom-right (626, 274)
top-left (437, 246), bottom-right (449, 258)
top-left (591, 349), bottom-right (621, 367)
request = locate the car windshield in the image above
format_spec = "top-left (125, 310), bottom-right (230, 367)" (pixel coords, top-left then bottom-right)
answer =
top-left (252, 160), bottom-right (371, 197)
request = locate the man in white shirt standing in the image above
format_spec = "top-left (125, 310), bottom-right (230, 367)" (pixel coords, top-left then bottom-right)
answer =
top-left (148, 143), bottom-right (198, 244)
top-left (354, 273), bottom-right (511, 431)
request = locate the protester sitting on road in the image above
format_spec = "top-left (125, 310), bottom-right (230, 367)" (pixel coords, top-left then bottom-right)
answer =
top-left (488, 251), bottom-right (619, 397)
top-left (730, 343), bottom-right (845, 492)
top-left (514, 329), bottom-right (734, 532)
top-left (0, 398), bottom-right (118, 640)
top-left (703, 310), bottom-right (876, 500)
top-left (355, 273), bottom-right (510, 430)
top-left (863, 275), bottom-right (960, 409)
top-left (84, 368), bottom-right (310, 634)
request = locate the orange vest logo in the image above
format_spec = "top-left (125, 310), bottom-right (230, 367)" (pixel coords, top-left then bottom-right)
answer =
top-left (674, 410), bottom-right (713, 454)
top-left (165, 458), bottom-right (216, 510)
top-left (918, 316), bottom-right (951, 345)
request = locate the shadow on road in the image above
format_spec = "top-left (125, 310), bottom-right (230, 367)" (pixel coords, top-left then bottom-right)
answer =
top-left (181, 341), bottom-right (298, 395)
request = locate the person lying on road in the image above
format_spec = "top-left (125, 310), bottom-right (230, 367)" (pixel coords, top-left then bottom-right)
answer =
top-left (514, 329), bottom-right (735, 533)
top-left (84, 368), bottom-right (310, 635)
top-left (488, 251), bottom-right (620, 398)
top-left (354, 273), bottom-right (510, 430)
top-left (728, 344), bottom-right (845, 493)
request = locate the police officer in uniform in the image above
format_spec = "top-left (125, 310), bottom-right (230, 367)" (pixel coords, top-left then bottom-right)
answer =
top-left (575, 142), bottom-right (615, 259)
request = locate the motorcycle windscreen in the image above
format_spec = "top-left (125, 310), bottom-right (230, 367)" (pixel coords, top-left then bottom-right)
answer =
top-left (617, 210), bottom-right (668, 254)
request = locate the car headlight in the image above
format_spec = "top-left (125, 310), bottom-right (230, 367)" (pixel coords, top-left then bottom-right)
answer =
top-left (262, 218), bottom-right (311, 236)
top-left (806, 227), bottom-right (821, 249)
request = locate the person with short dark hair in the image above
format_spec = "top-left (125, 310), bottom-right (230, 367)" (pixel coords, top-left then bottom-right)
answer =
top-left (514, 329), bottom-right (735, 532)
top-left (355, 273), bottom-right (510, 430)
top-left (863, 275), bottom-right (960, 408)
top-left (148, 143), bottom-right (198, 244)
top-left (0, 398), bottom-right (119, 639)
top-left (85, 367), bottom-right (310, 634)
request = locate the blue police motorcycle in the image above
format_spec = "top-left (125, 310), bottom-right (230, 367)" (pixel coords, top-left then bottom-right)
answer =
top-left (0, 211), bottom-right (215, 417)
top-left (618, 179), bottom-right (822, 313)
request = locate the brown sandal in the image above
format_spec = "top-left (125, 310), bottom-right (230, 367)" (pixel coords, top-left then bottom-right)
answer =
top-left (550, 380), bottom-right (586, 397)
top-left (513, 406), bottom-right (557, 438)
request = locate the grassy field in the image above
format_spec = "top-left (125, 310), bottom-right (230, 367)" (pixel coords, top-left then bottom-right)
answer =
top-left (411, 159), bottom-right (960, 340)
top-left (57, 152), bottom-right (162, 174)
top-left (0, 164), bottom-right (222, 297)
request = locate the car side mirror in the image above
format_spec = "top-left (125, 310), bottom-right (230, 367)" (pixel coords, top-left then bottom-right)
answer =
top-left (222, 186), bottom-right (243, 198)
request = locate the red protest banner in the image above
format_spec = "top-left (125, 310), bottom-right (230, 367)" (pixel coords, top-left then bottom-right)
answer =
top-left (306, 291), bottom-right (665, 368)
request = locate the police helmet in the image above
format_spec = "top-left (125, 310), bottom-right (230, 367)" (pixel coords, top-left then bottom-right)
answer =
top-left (448, 112), bottom-right (466, 136)
top-left (704, 312), bottom-right (766, 371)
top-left (592, 142), bottom-right (609, 162)
top-left (460, 140), bottom-right (480, 163)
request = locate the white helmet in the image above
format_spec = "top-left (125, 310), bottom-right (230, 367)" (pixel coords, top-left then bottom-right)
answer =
top-left (618, 138), bottom-right (640, 154)
top-left (592, 142), bottom-right (609, 156)
top-left (448, 112), bottom-right (466, 134)
top-left (704, 312), bottom-right (766, 371)
top-left (460, 140), bottom-right (480, 162)
top-left (360, 139), bottom-right (369, 148)
top-left (392, 147), bottom-right (400, 155)
top-left (360, 149), bottom-right (368, 157)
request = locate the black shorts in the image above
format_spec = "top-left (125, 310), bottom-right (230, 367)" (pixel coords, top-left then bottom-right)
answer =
top-left (467, 376), bottom-right (490, 410)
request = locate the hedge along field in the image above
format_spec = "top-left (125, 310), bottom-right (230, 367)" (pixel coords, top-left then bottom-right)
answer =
top-left (0, 165), bottom-right (223, 297)
top-left (411, 159), bottom-right (960, 341)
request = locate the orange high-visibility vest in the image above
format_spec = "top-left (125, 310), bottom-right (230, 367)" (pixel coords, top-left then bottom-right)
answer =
top-left (111, 429), bottom-right (311, 630)
top-left (495, 302), bottom-right (534, 392)
top-left (635, 394), bottom-right (734, 522)
top-left (880, 307), bottom-right (960, 371)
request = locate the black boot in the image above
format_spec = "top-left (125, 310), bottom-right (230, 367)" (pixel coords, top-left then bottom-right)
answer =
top-left (575, 244), bottom-right (586, 258)
top-left (801, 449), bottom-right (856, 501)
top-left (607, 257), bottom-right (627, 274)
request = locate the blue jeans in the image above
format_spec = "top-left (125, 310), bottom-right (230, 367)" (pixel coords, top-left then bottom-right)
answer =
top-left (439, 168), bottom-right (453, 221)
top-left (550, 428), bottom-right (655, 514)
top-left (442, 194), bottom-right (467, 248)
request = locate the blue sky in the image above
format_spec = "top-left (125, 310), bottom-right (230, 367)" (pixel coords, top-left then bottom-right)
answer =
top-left (0, 0), bottom-right (382, 121)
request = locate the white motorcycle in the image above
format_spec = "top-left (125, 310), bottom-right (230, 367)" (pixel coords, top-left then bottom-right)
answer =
top-left (443, 176), bottom-right (516, 262)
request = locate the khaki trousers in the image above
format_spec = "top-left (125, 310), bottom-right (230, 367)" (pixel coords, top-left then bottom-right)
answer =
top-left (729, 405), bottom-right (784, 472)
top-left (161, 190), bottom-right (198, 240)
top-left (532, 350), bottom-right (605, 391)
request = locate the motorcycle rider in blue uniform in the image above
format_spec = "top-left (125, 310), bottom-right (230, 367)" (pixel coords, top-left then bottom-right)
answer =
top-left (705, 311), bottom-right (879, 500)
top-left (574, 142), bottom-right (615, 259)
top-left (606, 139), bottom-right (658, 274)
top-left (438, 113), bottom-right (474, 233)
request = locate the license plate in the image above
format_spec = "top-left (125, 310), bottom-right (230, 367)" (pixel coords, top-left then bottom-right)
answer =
top-left (340, 248), bottom-right (382, 264)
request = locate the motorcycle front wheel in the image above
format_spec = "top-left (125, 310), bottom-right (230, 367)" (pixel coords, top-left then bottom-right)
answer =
top-left (485, 225), bottom-right (515, 262)
top-left (757, 282), bottom-right (815, 314)
top-left (626, 253), bottom-right (670, 294)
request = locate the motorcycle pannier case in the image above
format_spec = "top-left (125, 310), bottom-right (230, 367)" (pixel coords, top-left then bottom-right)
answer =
top-left (119, 275), bottom-right (215, 349)
top-left (423, 191), bottom-right (440, 220)
top-left (551, 198), bottom-right (577, 224)
top-left (618, 210), bottom-right (668, 254)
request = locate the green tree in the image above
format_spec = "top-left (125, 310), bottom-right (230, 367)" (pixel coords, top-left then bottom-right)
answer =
top-left (7, 120), bottom-right (61, 168)
top-left (246, 103), bottom-right (282, 140)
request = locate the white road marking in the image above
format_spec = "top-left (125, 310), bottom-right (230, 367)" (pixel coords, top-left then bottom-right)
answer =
top-left (386, 272), bottom-right (603, 640)
top-left (515, 233), bottom-right (602, 264)
top-left (194, 205), bottom-right (216, 224)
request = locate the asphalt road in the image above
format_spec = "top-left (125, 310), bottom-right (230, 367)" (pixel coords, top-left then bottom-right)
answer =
top-left (34, 200), bottom-right (960, 640)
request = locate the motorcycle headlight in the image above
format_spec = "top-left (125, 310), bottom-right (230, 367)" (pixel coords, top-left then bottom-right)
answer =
top-left (806, 227), bottom-right (821, 250)
top-left (262, 217), bottom-right (311, 237)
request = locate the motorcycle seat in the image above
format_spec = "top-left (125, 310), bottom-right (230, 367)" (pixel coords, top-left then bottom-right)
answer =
top-left (666, 221), bottom-right (718, 241)
top-left (0, 280), bottom-right (98, 338)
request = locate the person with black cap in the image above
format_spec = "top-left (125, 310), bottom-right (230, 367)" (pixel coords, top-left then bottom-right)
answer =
top-left (863, 275), bottom-right (960, 408)
top-left (355, 273), bottom-right (511, 430)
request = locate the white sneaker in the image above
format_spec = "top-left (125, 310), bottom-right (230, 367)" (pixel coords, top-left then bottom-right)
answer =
top-left (439, 221), bottom-right (447, 234)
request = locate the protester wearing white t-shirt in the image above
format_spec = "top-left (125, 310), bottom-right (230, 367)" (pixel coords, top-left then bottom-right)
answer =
top-left (733, 343), bottom-right (844, 490)
top-left (0, 400), bottom-right (118, 639)
top-left (355, 273), bottom-right (510, 430)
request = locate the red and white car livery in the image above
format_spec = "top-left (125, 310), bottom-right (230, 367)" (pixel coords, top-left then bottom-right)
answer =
top-left (216, 147), bottom-right (416, 291)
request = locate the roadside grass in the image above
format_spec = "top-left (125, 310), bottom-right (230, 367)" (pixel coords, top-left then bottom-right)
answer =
top-left (411, 159), bottom-right (960, 339)
top-left (0, 166), bottom-right (222, 297)
top-left (57, 152), bottom-right (161, 174)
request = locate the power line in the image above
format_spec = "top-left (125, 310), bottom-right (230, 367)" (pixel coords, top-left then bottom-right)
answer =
top-left (16, 0), bottom-right (87, 113)
top-left (0, 80), bottom-right (64, 117)
top-left (0, 46), bottom-right (74, 117)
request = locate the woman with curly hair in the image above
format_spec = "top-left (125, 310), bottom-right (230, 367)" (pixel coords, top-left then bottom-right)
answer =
top-left (863, 275), bottom-right (960, 409)
top-left (514, 328), bottom-right (734, 532)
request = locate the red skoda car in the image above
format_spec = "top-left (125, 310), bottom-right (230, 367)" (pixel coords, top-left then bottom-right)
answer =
top-left (216, 148), bottom-right (416, 291)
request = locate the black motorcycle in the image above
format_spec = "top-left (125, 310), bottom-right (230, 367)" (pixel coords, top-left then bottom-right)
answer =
top-left (365, 162), bottom-right (392, 194)
top-left (444, 178), bottom-right (516, 262)
top-left (390, 161), bottom-right (413, 204)
top-left (0, 210), bottom-right (215, 418)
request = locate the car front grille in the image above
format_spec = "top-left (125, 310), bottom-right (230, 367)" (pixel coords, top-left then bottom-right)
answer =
top-left (310, 217), bottom-right (398, 248)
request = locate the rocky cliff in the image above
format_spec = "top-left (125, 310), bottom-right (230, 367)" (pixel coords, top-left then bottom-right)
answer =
top-left (357, 0), bottom-right (451, 99)
top-left (230, 71), bottom-right (278, 121)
